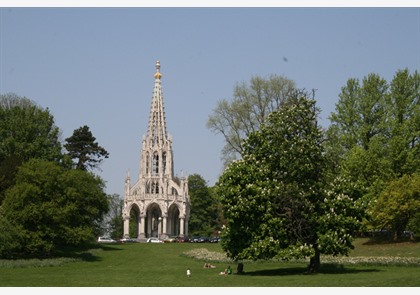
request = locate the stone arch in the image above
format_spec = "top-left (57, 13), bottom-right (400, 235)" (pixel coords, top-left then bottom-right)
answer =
top-left (167, 203), bottom-right (181, 237)
top-left (145, 203), bottom-right (162, 238)
top-left (127, 203), bottom-right (140, 239)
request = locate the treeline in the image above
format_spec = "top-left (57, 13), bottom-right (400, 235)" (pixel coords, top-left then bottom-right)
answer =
top-left (0, 93), bottom-right (110, 259)
top-left (207, 68), bottom-right (419, 271)
top-left (325, 69), bottom-right (420, 240)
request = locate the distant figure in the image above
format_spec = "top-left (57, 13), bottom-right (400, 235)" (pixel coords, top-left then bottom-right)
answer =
top-left (226, 265), bottom-right (232, 275)
top-left (187, 268), bottom-right (191, 277)
top-left (220, 265), bottom-right (232, 275)
top-left (236, 262), bottom-right (244, 274)
top-left (204, 263), bottom-right (216, 269)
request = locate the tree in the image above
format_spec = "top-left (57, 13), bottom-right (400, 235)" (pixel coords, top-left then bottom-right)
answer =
top-left (0, 159), bottom-right (109, 258)
top-left (216, 95), bottom-right (365, 273)
top-left (326, 69), bottom-right (419, 179)
top-left (64, 125), bottom-right (109, 171)
top-left (325, 69), bottom-right (420, 233)
top-left (207, 75), bottom-right (296, 167)
top-left (328, 73), bottom-right (388, 153)
top-left (372, 174), bottom-right (420, 241)
top-left (0, 93), bottom-right (63, 205)
top-left (188, 174), bottom-right (220, 236)
top-left (104, 194), bottom-right (124, 241)
top-left (385, 69), bottom-right (420, 177)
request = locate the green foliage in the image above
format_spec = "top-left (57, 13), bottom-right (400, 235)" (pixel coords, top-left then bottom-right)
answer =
top-left (0, 215), bottom-right (23, 259)
top-left (0, 93), bottom-right (62, 163)
top-left (0, 93), bottom-right (63, 204)
top-left (386, 69), bottom-right (420, 177)
top-left (64, 125), bottom-right (109, 171)
top-left (188, 174), bottom-right (220, 236)
top-left (329, 74), bottom-right (388, 152)
top-left (326, 69), bottom-right (420, 232)
top-left (372, 174), bottom-right (420, 240)
top-left (217, 96), bottom-right (365, 272)
top-left (0, 159), bottom-right (109, 258)
top-left (105, 194), bottom-right (124, 240)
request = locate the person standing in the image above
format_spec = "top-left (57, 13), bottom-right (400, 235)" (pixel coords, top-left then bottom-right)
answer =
top-left (187, 268), bottom-right (191, 277)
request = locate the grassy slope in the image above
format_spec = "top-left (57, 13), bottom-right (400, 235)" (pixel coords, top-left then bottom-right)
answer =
top-left (0, 239), bottom-right (419, 287)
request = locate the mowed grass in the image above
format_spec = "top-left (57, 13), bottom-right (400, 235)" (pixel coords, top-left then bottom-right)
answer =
top-left (0, 238), bottom-right (419, 287)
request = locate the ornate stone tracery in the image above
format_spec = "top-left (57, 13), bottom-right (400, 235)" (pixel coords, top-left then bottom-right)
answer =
top-left (122, 61), bottom-right (190, 240)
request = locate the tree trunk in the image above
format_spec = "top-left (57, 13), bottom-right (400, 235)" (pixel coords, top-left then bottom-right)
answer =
top-left (307, 250), bottom-right (320, 274)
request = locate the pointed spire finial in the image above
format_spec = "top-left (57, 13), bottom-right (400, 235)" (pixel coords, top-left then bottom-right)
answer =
top-left (154, 60), bottom-right (162, 79)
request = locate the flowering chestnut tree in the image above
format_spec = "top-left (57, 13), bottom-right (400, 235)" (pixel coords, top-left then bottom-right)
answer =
top-left (216, 96), bottom-right (365, 273)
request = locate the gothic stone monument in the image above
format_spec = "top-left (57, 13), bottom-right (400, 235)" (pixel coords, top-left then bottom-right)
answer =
top-left (122, 61), bottom-right (190, 241)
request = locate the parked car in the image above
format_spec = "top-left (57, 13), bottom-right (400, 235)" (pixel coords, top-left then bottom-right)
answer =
top-left (146, 237), bottom-right (163, 243)
top-left (210, 237), bottom-right (220, 243)
top-left (175, 236), bottom-right (189, 243)
top-left (119, 236), bottom-right (137, 243)
top-left (197, 237), bottom-right (210, 243)
top-left (189, 236), bottom-right (200, 243)
top-left (97, 237), bottom-right (117, 243)
top-left (163, 236), bottom-right (176, 243)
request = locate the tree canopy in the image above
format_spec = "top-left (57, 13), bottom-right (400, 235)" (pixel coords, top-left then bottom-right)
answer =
top-left (0, 93), bottom-right (63, 205)
top-left (0, 159), bottom-right (109, 258)
top-left (372, 174), bottom-right (420, 241)
top-left (188, 174), bottom-right (220, 237)
top-left (207, 75), bottom-right (296, 167)
top-left (325, 68), bottom-right (420, 235)
top-left (64, 125), bottom-right (109, 171)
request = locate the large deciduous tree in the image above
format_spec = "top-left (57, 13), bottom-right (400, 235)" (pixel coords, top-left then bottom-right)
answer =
top-left (64, 125), bottom-right (109, 171)
top-left (328, 73), bottom-right (388, 154)
top-left (372, 174), bottom-right (420, 241)
top-left (0, 93), bottom-right (63, 205)
top-left (207, 75), bottom-right (296, 167)
top-left (216, 95), bottom-right (365, 273)
top-left (0, 159), bottom-right (109, 258)
top-left (327, 69), bottom-right (419, 179)
top-left (385, 69), bottom-right (420, 177)
top-left (325, 69), bottom-right (420, 233)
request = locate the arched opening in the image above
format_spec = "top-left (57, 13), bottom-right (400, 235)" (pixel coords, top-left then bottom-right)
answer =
top-left (145, 204), bottom-right (162, 238)
top-left (167, 204), bottom-right (180, 237)
top-left (128, 204), bottom-right (140, 239)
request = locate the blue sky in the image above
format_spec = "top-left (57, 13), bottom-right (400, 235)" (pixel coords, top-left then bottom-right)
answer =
top-left (1, 6), bottom-right (419, 197)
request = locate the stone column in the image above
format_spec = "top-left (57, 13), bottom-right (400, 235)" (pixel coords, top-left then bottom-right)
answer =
top-left (138, 216), bottom-right (145, 239)
top-left (180, 217), bottom-right (185, 236)
top-left (123, 217), bottom-right (130, 237)
top-left (161, 216), bottom-right (168, 239)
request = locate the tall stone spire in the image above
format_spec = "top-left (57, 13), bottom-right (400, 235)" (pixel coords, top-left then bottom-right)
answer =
top-left (123, 61), bottom-right (190, 241)
top-left (146, 60), bottom-right (168, 147)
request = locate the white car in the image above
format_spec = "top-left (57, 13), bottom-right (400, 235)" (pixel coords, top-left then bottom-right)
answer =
top-left (146, 237), bottom-right (163, 243)
top-left (97, 237), bottom-right (117, 243)
top-left (119, 235), bottom-right (137, 243)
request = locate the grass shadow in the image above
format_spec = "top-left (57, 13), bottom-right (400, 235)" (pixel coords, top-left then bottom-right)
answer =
top-left (55, 243), bottom-right (123, 262)
top-left (362, 236), bottom-right (419, 245)
top-left (240, 263), bottom-right (380, 276)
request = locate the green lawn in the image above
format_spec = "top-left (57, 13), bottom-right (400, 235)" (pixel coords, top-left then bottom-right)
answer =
top-left (0, 238), bottom-right (419, 287)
